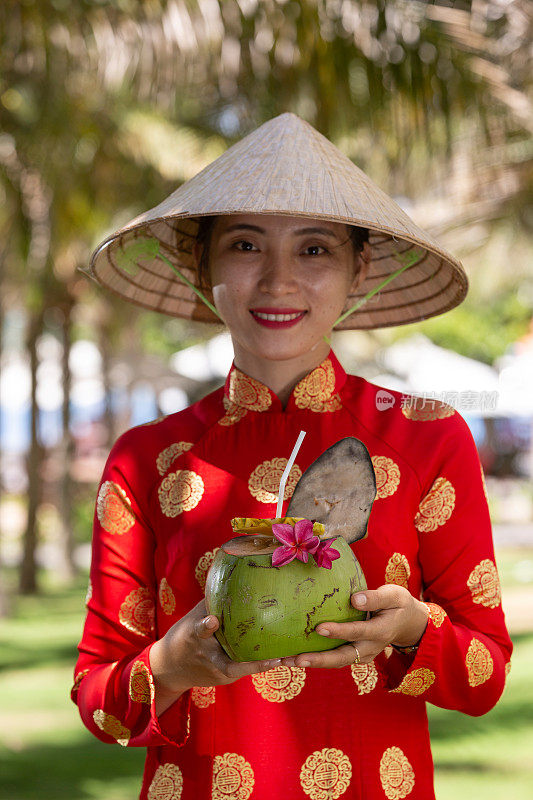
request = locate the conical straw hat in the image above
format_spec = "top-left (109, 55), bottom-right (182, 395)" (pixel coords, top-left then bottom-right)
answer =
top-left (86, 113), bottom-right (468, 329)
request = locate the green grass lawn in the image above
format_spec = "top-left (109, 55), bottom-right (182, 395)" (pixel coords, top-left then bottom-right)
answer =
top-left (0, 577), bottom-right (144, 800)
top-left (0, 552), bottom-right (532, 800)
top-left (430, 631), bottom-right (533, 800)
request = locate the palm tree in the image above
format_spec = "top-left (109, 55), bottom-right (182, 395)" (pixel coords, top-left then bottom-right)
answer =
top-left (1, 0), bottom-right (530, 594)
top-left (77, 1), bottom-right (532, 183)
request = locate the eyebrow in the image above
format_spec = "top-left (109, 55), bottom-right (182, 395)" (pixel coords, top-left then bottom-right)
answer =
top-left (220, 223), bottom-right (341, 239)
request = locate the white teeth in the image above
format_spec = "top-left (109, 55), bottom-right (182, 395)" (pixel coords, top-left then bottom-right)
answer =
top-left (253, 312), bottom-right (304, 321)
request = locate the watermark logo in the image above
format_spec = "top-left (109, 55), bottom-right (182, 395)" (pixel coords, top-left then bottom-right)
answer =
top-left (400, 391), bottom-right (499, 412)
top-left (375, 389), bottom-right (499, 413)
top-left (375, 390), bottom-right (396, 410)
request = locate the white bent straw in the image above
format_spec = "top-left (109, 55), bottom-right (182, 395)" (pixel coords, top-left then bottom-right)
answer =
top-left (276, 430), bottom-right (306, 518)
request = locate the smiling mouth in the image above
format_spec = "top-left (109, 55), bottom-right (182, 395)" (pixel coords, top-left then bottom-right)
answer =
top-left (252, 311), bottom-right (305, 321)
top-left (249, 308), bottom-right (308, 328)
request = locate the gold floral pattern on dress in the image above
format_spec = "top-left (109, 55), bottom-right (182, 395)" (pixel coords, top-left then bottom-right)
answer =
top-left (158, 469), bottom-right (204, 517)
top-left (219, 396), bottom-right (248, 427)
top-left (350, 662), bottom-right (379, 695)
top-left (147, 763), bottom-right (183, 800)
top-left (119, 587), bottom-right (155, 637)
top-left (141, 415), bottom-right (167, 426)
top-left (71, 668), bottom-right (90, 694)
top-left (129, 660), bottom-right (154, 704)
top-left (385, 553), bottom-right (411, 589)
top-left (371, 456), bottom-right (401, 499)
top-left (227, 369), bottom-right (272, 411)
top-left (251, 665), bottom-right (306, 702)
top-left (414, 477), bottom-right (455, 532)
top-left (467, 559), bottom-right (501, 609)
top-left (379, 747), bottom-right (415, 799)
top-left (293, 358), bottom-right (342, 413)
top-left (191, 686), bottom-right (216, 708)
top-left (401, 397), bottom-right (455, 422)
top-left (466, 638), bottom-right (494, 687)
top-left (424, 602), bottom-right (447, 628)
top-left (248, 458), bottom-right (302, 504)
top-left (391, 668), bottom-right (435, 697)
top-left (195, 548), bottom-right (220, 590)
top-left (96, 480), bottom-right (136, 535)
top-left (93, 709), bottom-right (130, 746)
top-left (212, 752), bottom-right (254, 800)
top-left (505, 661), bottom-right (512, 679)
top-left (300, 747), bottom-right (352, 800)
top-left (159, 577), bottom-right (176, 615)
top-left (156, 442), bottom-right (194, 476)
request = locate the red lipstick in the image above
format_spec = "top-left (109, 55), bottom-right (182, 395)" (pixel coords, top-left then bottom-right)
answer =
top-left (249, 308), bottom-right (307, 329)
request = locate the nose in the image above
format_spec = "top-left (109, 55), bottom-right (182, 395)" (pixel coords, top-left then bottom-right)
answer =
top-left (257, 249), bottom-right (298, 296)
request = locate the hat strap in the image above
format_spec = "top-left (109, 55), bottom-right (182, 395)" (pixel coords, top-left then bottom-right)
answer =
top-left (330, 246), bottom-right (424, 330)
top-left (157, 251), bottom-right (223, 320)
top-left (152, 238), bottom-right (421, 329)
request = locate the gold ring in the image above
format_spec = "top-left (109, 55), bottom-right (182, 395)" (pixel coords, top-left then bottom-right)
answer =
top-left (352, 645), bottom-right (361, 665)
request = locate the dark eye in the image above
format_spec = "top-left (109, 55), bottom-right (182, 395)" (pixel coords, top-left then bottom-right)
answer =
top-left (304, 245), bottom-right (328, 256)
top-left (234, 240), bottom-right (257, 252)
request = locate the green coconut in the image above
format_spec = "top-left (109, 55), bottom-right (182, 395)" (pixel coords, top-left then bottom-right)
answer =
top-left (204, 533), bottom-right (366, 661)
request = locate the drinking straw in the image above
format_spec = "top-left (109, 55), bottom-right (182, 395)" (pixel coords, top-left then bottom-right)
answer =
top-left (332, 247), bottom-right (423, 327)
top-left (276, 430), bottom-right (306, 518)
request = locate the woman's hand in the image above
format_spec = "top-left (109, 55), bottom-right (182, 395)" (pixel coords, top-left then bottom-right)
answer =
top-left (278, 586), bottom-right (429, 670)
top-left (149, 599), bottom-right (282, 714)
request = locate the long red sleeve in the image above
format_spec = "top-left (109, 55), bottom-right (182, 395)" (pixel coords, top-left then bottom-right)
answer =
top-left (71, 430), bottom-right (191, 748)
top-left (382, 412), bottom-right (512, 714)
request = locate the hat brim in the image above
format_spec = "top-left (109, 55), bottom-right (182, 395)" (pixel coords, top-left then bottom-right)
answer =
top-left (87, 210), bottom-right (468, 330)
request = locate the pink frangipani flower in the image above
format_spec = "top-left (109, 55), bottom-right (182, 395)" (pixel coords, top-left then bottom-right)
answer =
top-left (314, 538), bottom-right (341, 570)
top-left (271, 519), bottom-right (320, 567)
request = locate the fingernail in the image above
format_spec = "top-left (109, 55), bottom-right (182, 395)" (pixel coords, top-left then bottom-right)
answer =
top-left (299, 660), bottom-right (311, 668)
top-left (268, 659), bottom-right (281, 666)
top-left (204, 616), bottom-right (216, 628)
top-left (317, 627), bottom-right (330, 636)
top-left (354, 594), bottom-right (367, 607)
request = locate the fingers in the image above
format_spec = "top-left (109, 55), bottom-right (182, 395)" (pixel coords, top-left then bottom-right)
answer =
top-left (185, 597), bottom-right (220, 639)
top-left (313, 585), bottom-right (421, 655)
top-left (193, 618), bottom-right (282, 682)
top-left (310, 586), bottom-right (412, 641)
top-left (295, 644), bottom-right (356, 669)
top-left (315, 615), bottom-right (389, 643)
top-left (195, 614), bottom-right (220, 639)
top-left (351, 585), bottom-right (408, 613)
top-left (280, 640), bottom-right (378, 670)
top-left (224, 657), bottom-right (283, 681)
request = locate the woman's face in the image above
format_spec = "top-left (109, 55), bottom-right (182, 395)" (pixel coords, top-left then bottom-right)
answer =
top-left (195, 214), bottom-right (369, 364)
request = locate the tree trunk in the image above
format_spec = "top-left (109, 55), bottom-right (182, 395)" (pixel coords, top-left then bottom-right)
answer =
top-left (0, 239), bottom-right (8, 615)
top-left (58, 298), bottom-right (77, 579)
top-left (0, 548), bottom-right (10, 617)
top-left (19, 309), bottom-right (44, 594)
top-left (99, 317), bottom-right (116, 449)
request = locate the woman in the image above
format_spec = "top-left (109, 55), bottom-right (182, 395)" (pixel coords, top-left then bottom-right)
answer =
top-left (73, 114), bottom-right (512, 800)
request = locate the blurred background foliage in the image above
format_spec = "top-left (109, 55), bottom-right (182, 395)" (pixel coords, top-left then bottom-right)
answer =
top-left (0, 0), bottom-right (531, 585)
top-left (1, 2), bottom-right (532, 798)
top-left (2, 0), bottom-right (531, 359)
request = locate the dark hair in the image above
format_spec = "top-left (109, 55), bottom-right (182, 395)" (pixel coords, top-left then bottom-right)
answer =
top-left (196, 216), bottom-right (219, 290)
top-left (195, 215), bottom-right (369, 289)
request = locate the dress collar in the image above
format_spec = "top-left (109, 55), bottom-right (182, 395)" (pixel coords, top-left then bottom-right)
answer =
top-left (223, 350), bottom-right (347, 415)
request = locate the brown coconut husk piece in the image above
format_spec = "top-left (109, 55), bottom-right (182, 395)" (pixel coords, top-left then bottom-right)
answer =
top-left (287, 437), bottom-right (376, 544)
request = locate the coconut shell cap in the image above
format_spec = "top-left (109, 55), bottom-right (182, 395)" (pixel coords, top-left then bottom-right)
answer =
top-left (86, 112), bottom-right (468, 330)
top-left (287, 437), bottom-right (376, 544)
